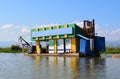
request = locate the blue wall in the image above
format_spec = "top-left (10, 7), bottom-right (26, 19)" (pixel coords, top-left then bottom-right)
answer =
top-left (80, 38), bottom-right (90, 54)
top-left (94, 36), bottom-right (105, 52)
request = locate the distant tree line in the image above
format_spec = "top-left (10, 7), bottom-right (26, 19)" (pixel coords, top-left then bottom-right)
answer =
top-left (0, 44), bottom-right (29, 53)
top-left (103, 47), bottom-right (120, 54)
top-left (11, 45), bottom-right (21, 51)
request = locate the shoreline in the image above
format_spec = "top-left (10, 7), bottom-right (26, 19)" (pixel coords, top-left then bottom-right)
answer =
top-left (0, 53), bottom-right (120, 58)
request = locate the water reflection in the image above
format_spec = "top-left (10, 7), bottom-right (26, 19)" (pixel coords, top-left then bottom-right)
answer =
top-left (78, 58), bottom-right (106, 79)
top-left (1, 54), bottom-right (114, 79)
top-left (32, 56), bottom-right (106, 79)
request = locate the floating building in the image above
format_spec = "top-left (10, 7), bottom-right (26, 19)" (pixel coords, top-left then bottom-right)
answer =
top-left (30, 19), bottom-right (105, 56)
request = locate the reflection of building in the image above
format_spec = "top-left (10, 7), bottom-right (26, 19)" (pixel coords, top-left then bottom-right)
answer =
top-left (32, 56), bottom-right (106, 79)
top-left (71, 57), bottom-right (79, 76)
top-left (78, 58), bottom-right (106, 79)
top-left (31, 19), bottom-right (105, 56)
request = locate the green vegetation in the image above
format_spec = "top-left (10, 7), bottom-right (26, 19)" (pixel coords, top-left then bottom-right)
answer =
top-left (103, 47), bottom-right (120, 54)
top-left (0, 46), bottom-right (120, 54)
top-left (0, 45), bottom-right (29, 53)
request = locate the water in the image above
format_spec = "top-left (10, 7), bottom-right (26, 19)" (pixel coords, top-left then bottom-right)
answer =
top-left (0, 53), bottom-right (120, 79)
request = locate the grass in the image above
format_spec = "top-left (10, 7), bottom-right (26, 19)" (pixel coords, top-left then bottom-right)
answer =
top-left (0, 46), bottom-right (120, 54)
top-left (103, 47), bottom-right (120, 54)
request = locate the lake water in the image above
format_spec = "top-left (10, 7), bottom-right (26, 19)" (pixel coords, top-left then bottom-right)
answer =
top-left (0, 53), bottom-right (120, 79)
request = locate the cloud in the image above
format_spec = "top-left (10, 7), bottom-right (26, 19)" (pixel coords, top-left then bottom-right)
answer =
top-left (21, 26), bottom-right (30, 34)
top-left (96, 24), bottom-right (120, 41)
top-left (110, 29), bottom-right (120, 35)
top-left (107, 29), bottom-right (120, 41)
top-left (95, 24), bottom-right (100, 31)
top-left (1, 24), bottom-right (14, 29)
top-left (105, 24), bottom-right (109, 27)
top-left (34, 23), bottom-right (60, 28)
top-left (97, 30), bottom-right (109, 36)
top-left (0, 24), bottom-right (31, 42)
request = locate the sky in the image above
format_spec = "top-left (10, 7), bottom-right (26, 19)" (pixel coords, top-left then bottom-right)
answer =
top-left (0, 0), bottom-right (120, 42)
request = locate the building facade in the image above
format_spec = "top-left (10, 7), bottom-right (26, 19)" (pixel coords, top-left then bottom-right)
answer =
top-left (31, 20), bottom-right (105, 56)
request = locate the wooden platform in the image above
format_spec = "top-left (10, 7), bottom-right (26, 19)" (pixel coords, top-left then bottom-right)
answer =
top-left (24, 53), bottom-right (79, 57)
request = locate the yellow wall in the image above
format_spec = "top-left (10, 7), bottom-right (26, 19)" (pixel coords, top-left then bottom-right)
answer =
top-left (54, 39), bottom-right (57, 53)
top-left (36, 40), bottom-right (41, 54)
top-left (71, 37), bottom-right (79, 53)
top-left (36, 28), bottom-right (41, 54)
